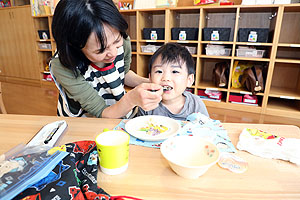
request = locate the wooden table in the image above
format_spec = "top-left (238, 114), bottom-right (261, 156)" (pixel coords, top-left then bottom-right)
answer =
top-left (1, 114), bottom-right (300, 200)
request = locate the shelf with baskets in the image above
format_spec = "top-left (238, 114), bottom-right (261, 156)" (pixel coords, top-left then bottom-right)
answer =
top-left (120, 4), bottom-right (300, 118)
top-left (32, 15), bottom-right (55, 85)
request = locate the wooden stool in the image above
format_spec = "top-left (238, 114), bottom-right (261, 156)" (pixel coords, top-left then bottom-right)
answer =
top-left (0, 82), bottom-right (7, 114)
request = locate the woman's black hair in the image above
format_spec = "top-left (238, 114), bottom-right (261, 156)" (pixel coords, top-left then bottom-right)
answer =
top-left (52, 0), bottom-right (128, 76)
top-left (148, 43), bottom-right (195, 75)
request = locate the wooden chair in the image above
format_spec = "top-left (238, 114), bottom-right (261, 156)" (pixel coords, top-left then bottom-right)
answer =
top-left (0, 82), bottom-right (7, 114)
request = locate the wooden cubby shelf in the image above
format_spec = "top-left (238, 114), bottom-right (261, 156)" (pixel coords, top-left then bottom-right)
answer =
top-left (118, 4), bottom-right (300, 118)
top-left (31, 14), bottom-right (56, 85)
top-left (25, 4), bottom-right (300, 118)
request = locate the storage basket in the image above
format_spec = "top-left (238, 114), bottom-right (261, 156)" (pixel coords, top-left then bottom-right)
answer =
top-left (143, 28), bottom-right (165, 40)
top-left (185, 46), bottom-right (197, 54)
top-left (236, 49), bottom-right (265, 58)
top-left (206, 48), bottom-right (231, 56)
top-left (38, 43), bottom-right (52, 49)
top-left (238, 28), bottom-right (269, 43)
top-left (203, 28), bottom-right (231, 41)
top-left (141, 45), bottom-right (161, 53)
top-left (171, 28), bottom-right (199, 40)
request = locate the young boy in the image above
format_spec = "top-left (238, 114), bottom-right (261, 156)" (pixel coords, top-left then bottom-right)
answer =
top-left (136, 43), bottom-right (209, 120)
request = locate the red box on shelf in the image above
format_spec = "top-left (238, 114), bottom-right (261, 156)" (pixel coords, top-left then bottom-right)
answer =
top-left (243, 94), bottom-right (258, 104)
top-left (198, 89), bottom-right (222, 100)
top-left (43, 73), bottom-right (53, 82)
top-left (198, 89), bottom-right (207, 97)
top-left (229, 94), bottom-right (243, 102)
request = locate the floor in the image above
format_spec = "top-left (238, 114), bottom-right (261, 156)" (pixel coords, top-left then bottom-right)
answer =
top-left (1, 82), bottom-right (300, 127)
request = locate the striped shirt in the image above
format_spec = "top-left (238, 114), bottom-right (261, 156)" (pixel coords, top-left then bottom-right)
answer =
top-left (50, 43), bottom-right (131, 118)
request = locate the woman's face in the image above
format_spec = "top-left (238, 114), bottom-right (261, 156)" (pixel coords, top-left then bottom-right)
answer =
top-left (82, 24), bottom-right (123, 64)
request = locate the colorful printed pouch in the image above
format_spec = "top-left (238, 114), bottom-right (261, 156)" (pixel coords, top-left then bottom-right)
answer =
top-left (12, 141), bottom-right (110, 200)
top-left (0, 145), bottom-right (69, 200)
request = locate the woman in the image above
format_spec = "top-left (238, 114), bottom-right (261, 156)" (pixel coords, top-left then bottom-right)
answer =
top-left (50, 0), bottom-right (163, 118)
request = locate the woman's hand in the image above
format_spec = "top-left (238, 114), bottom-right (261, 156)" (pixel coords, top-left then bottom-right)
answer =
top-left (101, 83), bottom-right (162, 118)
top-left (127, 83), bottom-right (163, 111)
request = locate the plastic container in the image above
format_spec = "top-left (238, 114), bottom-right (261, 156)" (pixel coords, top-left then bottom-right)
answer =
top-left (185, 46), bottom-right (197, 54)
top-left (274, 0), bottom-right (300, 4)
top-left (236, 49), bottom-right (265, 58)
top-left (38, 43), bottom-right (52, 49)
top-left (206, 47), bottom-right (231, 56)
top-left (141, 45), bottom-right (161, 53)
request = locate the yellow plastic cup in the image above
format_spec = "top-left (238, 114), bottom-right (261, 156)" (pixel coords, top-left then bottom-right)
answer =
top-left (95, 130), bottom-right (129, 175)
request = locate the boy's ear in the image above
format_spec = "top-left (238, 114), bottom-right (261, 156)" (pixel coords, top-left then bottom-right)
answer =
top-left (187, 74), bottom-right (194, 87)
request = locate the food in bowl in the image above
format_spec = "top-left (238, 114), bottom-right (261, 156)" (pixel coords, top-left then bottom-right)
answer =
top-left (125, 115), bottom-right (180, 141)
top-left (160, 135), bottom-right (220, 179)
top-left (139, 118), bottom-right (169, 136)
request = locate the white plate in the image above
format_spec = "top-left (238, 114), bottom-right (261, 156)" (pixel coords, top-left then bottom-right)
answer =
top-left (125, 115), bottom-right (181, 141)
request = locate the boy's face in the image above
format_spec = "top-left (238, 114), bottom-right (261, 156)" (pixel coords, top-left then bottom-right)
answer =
top-left (149, 55), bottom-right (194, 102)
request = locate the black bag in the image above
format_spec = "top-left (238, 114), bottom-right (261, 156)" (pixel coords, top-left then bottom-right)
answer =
top-left (143, 28), bottom-right (165, 40)
top-left (241, 65), bottom-right (264, 94)
top-left (203, 28), bottom-right (231, 41)
top-left (213, 62), bottom-right (230, 88)
top-left (171, 28), bottom-right (199, 40)
top-left (238, 28), bottom-right (270, 43)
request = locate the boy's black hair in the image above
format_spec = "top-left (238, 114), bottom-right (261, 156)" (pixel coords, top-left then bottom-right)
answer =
top-left (148, 43), bottom-right (195, 75)
top-left (52, 0), bottom-right (128, 76)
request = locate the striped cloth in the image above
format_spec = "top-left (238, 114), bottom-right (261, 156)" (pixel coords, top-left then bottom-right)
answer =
top-left (51, 46), bottom-right (130, 118)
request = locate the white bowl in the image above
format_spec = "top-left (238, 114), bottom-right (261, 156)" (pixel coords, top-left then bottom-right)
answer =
top-left (160, 135), bottom-right (220, 179)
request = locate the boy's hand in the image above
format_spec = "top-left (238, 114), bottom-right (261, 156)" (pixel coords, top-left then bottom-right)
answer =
top-left (128, 83), bottom-right (163, 111)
